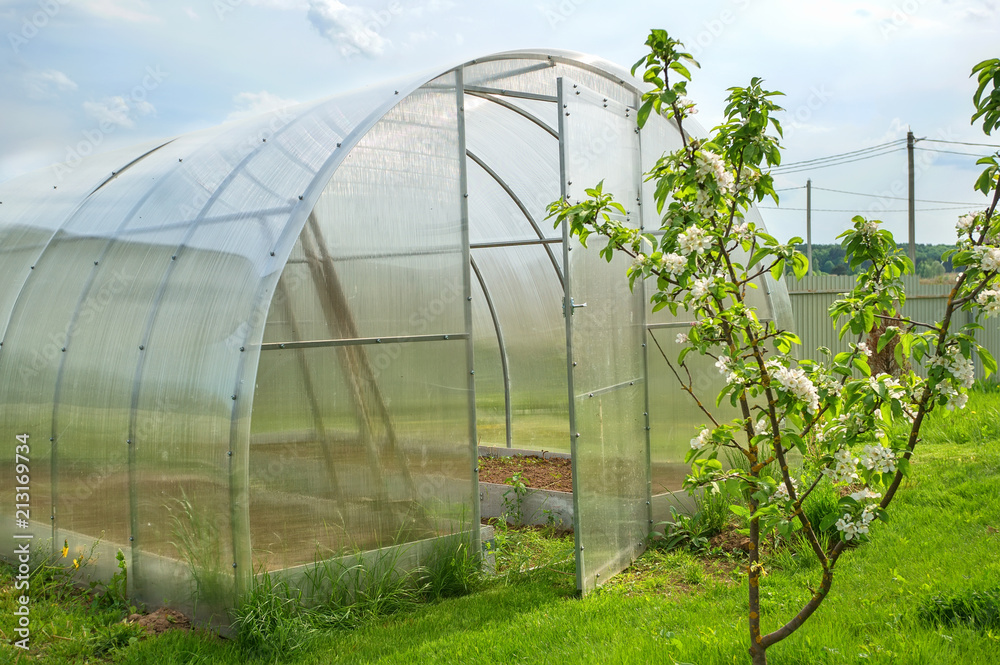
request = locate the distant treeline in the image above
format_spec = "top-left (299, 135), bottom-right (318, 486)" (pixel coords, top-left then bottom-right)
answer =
top-left (793, 244), bottom-right (956, 277)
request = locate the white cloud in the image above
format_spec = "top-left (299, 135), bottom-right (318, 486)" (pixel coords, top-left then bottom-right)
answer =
top-left (83, 95), bottom-right (155, 129)
top-left (78, 0), bottom-right (160, 22)
top-left (307, 0), bottom-right (393, 57)
top-left (24, 69), bottom-right (78, 100)
top-left (226, 91), bottom-right (299, 121)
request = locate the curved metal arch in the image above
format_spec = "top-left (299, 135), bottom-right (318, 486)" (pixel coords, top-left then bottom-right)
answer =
top-left (470, 256), bottom-right (512, 449)
top-left (466, 150), bottom-right (563, 288)
top-left (465, 90), bottom-right (558, 139)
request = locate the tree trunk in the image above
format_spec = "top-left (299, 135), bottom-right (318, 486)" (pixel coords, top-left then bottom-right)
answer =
top-left (749, 645), bottom-right (768, 664)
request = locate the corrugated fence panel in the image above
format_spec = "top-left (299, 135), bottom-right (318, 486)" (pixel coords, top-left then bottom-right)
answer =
top-left (787, 275), bottom-right (999, 379)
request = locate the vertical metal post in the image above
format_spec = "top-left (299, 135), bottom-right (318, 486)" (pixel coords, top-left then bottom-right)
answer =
top-left (806, 178), bottom-right (813, 276)
top-left (907, 130), bottom-right (916, 264)
top-left (636, 94), bottom-right (654, 540)
top-left (455, 67), bottom-right (481, 553)
top-left (557, 77), bottom-right (585, 593)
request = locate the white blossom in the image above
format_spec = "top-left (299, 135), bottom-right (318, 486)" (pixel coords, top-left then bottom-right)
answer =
top-left (859, 444), bottom-right (896, 474)
top-left (663, 252), bottom-right (688, 275)
top-left (773, 477), bottom-right (799, 503)
top-left (957, 213), bottom-right (977, 234)
top-left (823, 447), bottom-right (859, 484)
top-left (849, 488), bottom-right (882, 503)
top-left (856, 341), bottom-right (872, 357)
top-left (977, 289), bottom-right (1000, 318)
top-left (859, 219), bottom-right (880, 236)
top-left (715, 356), bottom-right (730, 374)
top-left (691, 276), bottom-right (711, 299)
top-left (690, 428), bottom-right (712, 450)
top-left (678, 226), bottom-right (713, 255)
top-left (772, 365), bottom-right (821, 412)
top-left (675, 332), bottom-right (689, 345)
top-left (980, 246), bottom-right (1000, 272)
top-left (930, 346), bottom-right (975, 390)
top-left (695, 150), bottom-right (735, 193)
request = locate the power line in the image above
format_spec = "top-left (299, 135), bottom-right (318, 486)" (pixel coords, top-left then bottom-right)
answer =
top-left (758, 205), bottom-right (972, 212)
top-left (771, 146), bottom-right (907, 174)
top-left (808, 185), bottom-right (985, 206)
top-left (914, 147), bottom-right (991, 158)
top-left (922, 138), bottom-right (1000, 149)
top-left (774, 139), bottom-right (907, 169)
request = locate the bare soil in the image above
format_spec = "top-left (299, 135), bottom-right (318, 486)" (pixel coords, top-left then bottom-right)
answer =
top-left (127, 608), bottom-right (191, 636)
top-left (478, 455), bottom-right (573, 492)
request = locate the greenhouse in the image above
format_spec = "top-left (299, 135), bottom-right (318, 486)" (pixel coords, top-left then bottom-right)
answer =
top-left (0, 50), bottom-right (791, 617)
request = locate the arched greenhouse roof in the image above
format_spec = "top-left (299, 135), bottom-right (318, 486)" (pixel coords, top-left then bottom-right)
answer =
top-left (0, 50), bottom-right (792, 612)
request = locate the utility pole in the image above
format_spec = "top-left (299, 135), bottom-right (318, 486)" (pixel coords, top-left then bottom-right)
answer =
top-left (806, 178), bottom-right (813, 276)
top-left (907, 130), bottom-right (916, 264)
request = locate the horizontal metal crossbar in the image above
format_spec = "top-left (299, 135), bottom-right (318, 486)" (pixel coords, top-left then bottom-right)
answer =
top-left (261, 332), bottom-right (468, 351)
top-left (575, 377), bottom-right (644, 401)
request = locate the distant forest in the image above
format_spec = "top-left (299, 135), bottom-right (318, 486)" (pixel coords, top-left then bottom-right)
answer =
top-left (793, 244), bottom-right (957, 277)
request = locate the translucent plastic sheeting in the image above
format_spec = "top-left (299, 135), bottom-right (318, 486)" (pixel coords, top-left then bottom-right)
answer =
top-left (464, 94), bottom-right (561, 244)
top-left (468, 244), bottom-right (569, 452)
top-left (561, 79), bottom-right (648, 593)
top-left (250, 78), bottom-right (473, 574)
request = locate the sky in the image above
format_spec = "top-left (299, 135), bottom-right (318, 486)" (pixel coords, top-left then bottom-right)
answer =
top-left (1, 0), bottom-right (998, 245)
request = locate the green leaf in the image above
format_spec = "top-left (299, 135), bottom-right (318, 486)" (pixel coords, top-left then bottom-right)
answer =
top-left (979, 345), bottom-right (997, 378)
top-left (770, 259), bottom-right (785, 282)
top-left (637, 98), bottom-right (654, 130)
top-left (877, 326), bottom-right (899, 353)
top-left (819, 512), bottom-right (840, 532)
top-left (729, 504), bottom-right (751, 518)
top-left (853, 356), bottom-right (872, 377)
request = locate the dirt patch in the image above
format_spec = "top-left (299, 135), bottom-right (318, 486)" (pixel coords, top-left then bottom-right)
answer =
top-left (709, 529), bottom-right (752, 554)
top-left (127, 608), bottom-right (191, 636)
top-left (478, 455), bottom-right (574, 492)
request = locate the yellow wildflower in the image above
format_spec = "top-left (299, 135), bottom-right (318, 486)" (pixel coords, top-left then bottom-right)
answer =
top-left (72, 558), bottom-right (79, 569)
top-left (61, 540), bottom-right (69, 558)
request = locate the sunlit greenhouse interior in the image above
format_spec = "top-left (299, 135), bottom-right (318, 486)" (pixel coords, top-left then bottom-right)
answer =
top-left (0, 50), bottom-right (791, 618)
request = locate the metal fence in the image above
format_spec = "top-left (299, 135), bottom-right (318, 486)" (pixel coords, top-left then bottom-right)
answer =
top-left (786, 274), bottom-right (1000, 379)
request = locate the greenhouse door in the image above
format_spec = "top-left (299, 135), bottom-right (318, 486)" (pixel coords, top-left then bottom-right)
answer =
top-left (557, 78), bottom-right (650, 593)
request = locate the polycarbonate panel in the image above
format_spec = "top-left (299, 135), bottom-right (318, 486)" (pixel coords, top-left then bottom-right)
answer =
top-left (470, 244), bottom-right (568, 452)
top-left (250, 339), bottom-right (471, 571)
top-left (465, 95), bottom-right (560, 242)
top-left (464, 55), bottom-right (636, 108)
top-left (563, 79), bottom-right (648, 593)
top-left (250, 74), bottom-right (473, 573)
top-left (470, 272), bottom-right (507, 447)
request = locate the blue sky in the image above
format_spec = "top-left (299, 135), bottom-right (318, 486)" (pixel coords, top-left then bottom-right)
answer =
top-left (2, 0), bottom-right (998, 244)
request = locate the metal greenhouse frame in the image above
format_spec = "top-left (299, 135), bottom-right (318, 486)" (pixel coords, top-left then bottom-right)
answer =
top-left (0, 50), bottom-right (791, 616)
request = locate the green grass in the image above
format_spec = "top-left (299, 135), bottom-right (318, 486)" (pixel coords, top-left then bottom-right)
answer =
top-left (3, 392), bottom-right (1000, 664)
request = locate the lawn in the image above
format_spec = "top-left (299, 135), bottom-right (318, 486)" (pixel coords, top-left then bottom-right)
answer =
top-left (3, 390), bottom-right (1000, 664)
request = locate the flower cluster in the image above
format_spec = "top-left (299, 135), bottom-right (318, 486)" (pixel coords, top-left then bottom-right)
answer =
top-left (859, 443), bottom-right (896, 474)
top-left (930, 346), bottom-right (975, 390)
top-left (690, 428), bottom-right (712, 450)
top-left (663, 252), bottom-right (688, 275)
top-left (675, 332), bottom-right (689, 345)
top-left (771, 365), bottom-right (820, 412)
top-left (957, 212), bottom-right (978, 234)
top-left (856, 341), bottom-right (872, 357)
top-left (835, 505), bottom-right (877, 540)
top-left (695, 150), bottom-right (735, 193)
top-left (940, 383), bottom-right (969, 411)
top-left (976, 288), bottom-right (1000, 317)
top-left (978, 246), bottom-right (1000, 272)
top-left (691, 276), bottom-right (712, 299)
top-left (823, 447), bottom-right (859, 484)
top-left (772, 477), bottom-right (799, 503)
top-left (678, 226), bottom-right (713, 255)
top-left (859, 219), bottom-right (881, 237)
